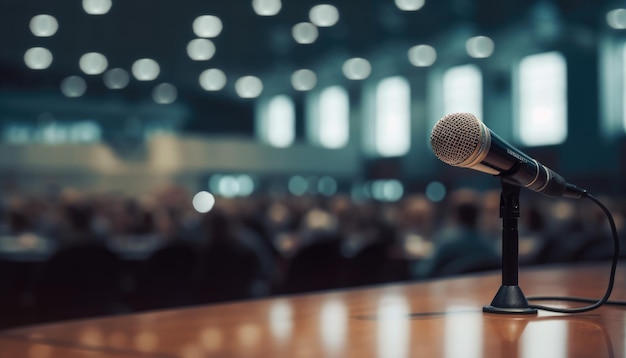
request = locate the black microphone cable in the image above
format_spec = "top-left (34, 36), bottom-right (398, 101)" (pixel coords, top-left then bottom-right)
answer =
top-left (526, 193), bottom-right (623, 313)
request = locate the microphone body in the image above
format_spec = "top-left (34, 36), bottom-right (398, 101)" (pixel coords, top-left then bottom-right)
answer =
top-left (430, 113), bottom-right (586, 199)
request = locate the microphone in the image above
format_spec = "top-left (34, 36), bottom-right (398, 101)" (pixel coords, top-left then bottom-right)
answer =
top-left (430, 113), bottom-right (586, 199)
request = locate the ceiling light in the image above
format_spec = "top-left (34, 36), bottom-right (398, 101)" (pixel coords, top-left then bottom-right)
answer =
top-left (79, 52), bottom-right (108, 75)
top-left (408, 45), bottom-right (437, 67)
top-left (466, 36), bottom-right (495, 58)
top-left (309, 4), bottom-right (339, 27)
top-left (192, 191), bottom-right (216, 213)
top-left (24, 47), bottom-right (53, 70)
top-left (193, 15), bottom-right (223, 38)
top-left (394, 0), bottom-right (425, 11)
top-left (61, 76), bottom-right (87, 98)
top-left (199, 69), bottom-right (227, 91)
top-left (187, 38), bottom-right (216, 61)
top-left (342, 57), bottom-right (371, 80)
top-left (103, 68), bottom-right (129, 89)
top-left (291, 69), bottom-right (317, 91)
top-left (235, 76), bottom-right (263, 98)
top-left (30, 14), bottom-right (58, 37)
top-left (132, 58), bottom-right (160, 81)
top-left (292, 22), bottom-right (318, 44)
top-left (252, 0), bottom-right (282, 16)
top-left (607, 9), bottom-right (626, 29)
top-left (152, 83), bottom-right (177, 104)
top-left (82, 0), bottom-right (112, 15)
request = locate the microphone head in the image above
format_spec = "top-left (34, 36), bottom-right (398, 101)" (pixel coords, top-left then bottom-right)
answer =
top-left (430, 113), bottom-right (487, 167)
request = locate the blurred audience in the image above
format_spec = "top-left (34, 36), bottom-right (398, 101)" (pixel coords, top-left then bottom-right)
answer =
top-left (0, 184), bottom-right (624, 329)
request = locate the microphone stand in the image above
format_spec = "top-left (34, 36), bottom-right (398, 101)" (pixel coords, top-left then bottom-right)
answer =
top-left (483, 180), bottom-right (537, 314)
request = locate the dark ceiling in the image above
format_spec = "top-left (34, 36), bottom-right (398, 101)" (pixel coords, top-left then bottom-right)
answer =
top-left (0, 0), bottom-right (614, 131)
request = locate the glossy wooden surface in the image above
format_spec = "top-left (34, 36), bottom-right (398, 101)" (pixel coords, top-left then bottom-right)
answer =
top-left (1, 262), bottom-right (625, 358)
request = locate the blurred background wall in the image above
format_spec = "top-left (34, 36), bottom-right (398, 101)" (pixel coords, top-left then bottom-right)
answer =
top-left (0, 0), bottom-right (625, 197)
top-left (2, 0), bottom-right (626, 331)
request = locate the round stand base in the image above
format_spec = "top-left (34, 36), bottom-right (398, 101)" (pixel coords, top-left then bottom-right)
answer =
top-left (483, 285), bottom-right (538, 315)
top-left (483, 305), bottom-right (538, 314)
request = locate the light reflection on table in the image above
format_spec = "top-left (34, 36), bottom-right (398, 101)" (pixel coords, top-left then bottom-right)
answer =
top-left (0, 262), bottom-right (624, 357)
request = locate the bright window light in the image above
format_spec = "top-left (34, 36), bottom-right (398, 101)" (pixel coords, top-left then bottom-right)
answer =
top-left (374, 77), bottom-right (410, 157)
top-left (309, 86), bottom-right (349, 148)
top-left (518, 52), bottom-right (567, 146)
top-left (258, 95), bottom-right (295, 148)
top-left (442, 64), bottom-right (482, 120)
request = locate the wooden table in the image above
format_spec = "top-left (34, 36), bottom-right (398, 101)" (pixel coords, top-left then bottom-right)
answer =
top-left (1, 262), bottom-right (625, 357)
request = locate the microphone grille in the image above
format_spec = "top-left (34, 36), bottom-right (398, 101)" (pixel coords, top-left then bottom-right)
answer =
top-left (430, 113), bottom-right (483, 166)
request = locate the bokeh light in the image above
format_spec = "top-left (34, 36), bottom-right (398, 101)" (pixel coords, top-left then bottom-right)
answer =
top-left (193, 15), bottom-right (223, 38)
top-left (199, 69), bottom-right (227, 91)
top-left (408, 44), bottom-right (437, 67)
top-left (192, 191), bottom-right (216, 213)
top-left (342, 57), bottom-right (371, 80)
top-left (318, 176), bottom-right (338, 196)
top-left (252, 0), bottom-right (282, 16)
top-left (30, 14), bottom-right (58, 37)
top-left (132, 58), bottom-right (160, 81)
top-left (309, 4), bottom-right (339, 27)
top-left (292, 22), bottom-right (318, 44)
top-left (79, 52), bottom-right (108, 75)
top-left (60, 76), bottom-right (87, 98)
top-left (103, 68), bottom-right (130, 89)
top-left (235, 76), bottom-right (263, 98)
top-left (466, 36), bottom-right (495, 58)
top-left (152, 83), bottom-right (177, 104)
top-left (82, 0), bottom-right (112, 15)
top-left (187, 38), bottom-right (216, 61)
top-left (291, 69), bottom-right (317, 91)
top-left (425, 181), bottom-right (446, 202)
top-left (607, 9), bottom-right (626, 29)
top-left (24, 47), bottom-right (53, 70)
top-left (395, 0), bottom-right (425, 11)
top-left (288, 176), bottom-right (308, 196)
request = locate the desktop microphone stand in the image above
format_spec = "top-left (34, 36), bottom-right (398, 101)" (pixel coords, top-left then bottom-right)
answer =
top-left (483, 180), bottom-right (538, 314)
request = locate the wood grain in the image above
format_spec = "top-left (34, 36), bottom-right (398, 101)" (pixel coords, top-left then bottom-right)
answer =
top-left (1, 262), bottom-right (624, 358)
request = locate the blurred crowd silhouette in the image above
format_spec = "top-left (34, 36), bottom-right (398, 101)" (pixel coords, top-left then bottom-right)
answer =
top-left (0, 185), bottom-right (625, 330)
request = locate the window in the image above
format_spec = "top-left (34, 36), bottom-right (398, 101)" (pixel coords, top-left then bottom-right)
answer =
top-left (257, 95), bottom-right (295, 148)
top-left (308, 85), bottom-right (349, 148)
top-left (442, 64), bottom-right (483, 120)
top-left (517, 52), bottom-right (567, 146)
top-left (373, 76), bottom-right (411, 157)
